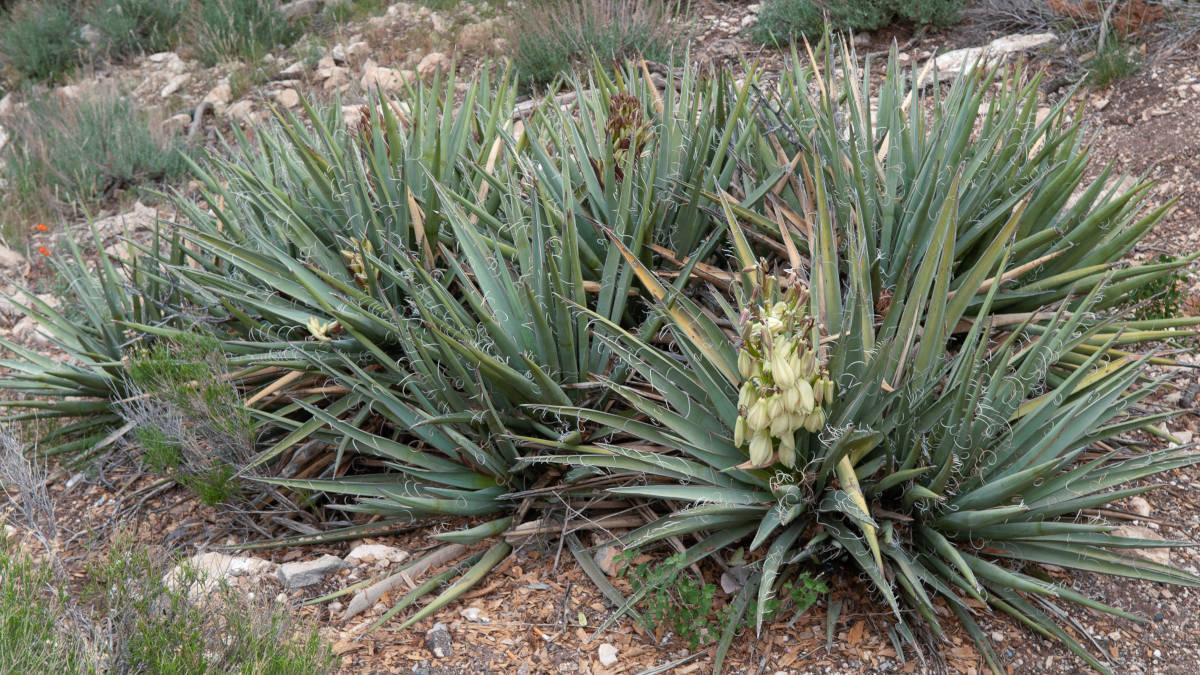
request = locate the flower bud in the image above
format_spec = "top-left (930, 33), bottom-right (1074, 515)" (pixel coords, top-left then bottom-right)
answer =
top-left (749, 431), bottom-right (773, 466)
top-left (796, 379), bottom-right (815, 413)
top-left (738, 350), bottom-right (753, 379)
top-left (778, 433), bottom-right (796, 468)
top-left (747, 399), bottom-right (770, 431)
top-left (770, 412), bottom-right (792, 437)
top-left (804, 407), bottom-right (825, 433)
top-left (767, 395), bottom-right (784, 420)
top-left (783, 385), bottom-right (801, 412)
top-left (734, 415), bottom-right (747, 447)
top-left (798, 349), bottom-right (815, 378)
top-left (772, 351), bottom-right (795, 387)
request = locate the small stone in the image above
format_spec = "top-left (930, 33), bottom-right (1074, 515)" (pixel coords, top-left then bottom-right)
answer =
top-left (163, 552), bottom-right (276, 599)
top-left (593, 545), bottom-right (621, 576)
top-left (991, 631), bottom-right (1005, 642)
top-left (321, 67), bottom-right (350, 91)
top-left (345, 543), bottom-right (408, 565)
top-left (204, 81), bottom-right (232, 107)
top-left (0, 244), bottom-right (25, 270)
top-left (160, 73), bottom-right (189, 98)
top-left (1128, 496), bottom-right (1152, 518)
top-left (417, 52), bottom-right (450, 78)
top-left (360, 62), bottom-right (413, 93)
top-left (597, 643), bottom-right (619, 667)
top-left (225, 100), bottom-right (255, 123)
top-left (165, 53), bottom-right (187, 74)
top-left (277, 554), bottom-right (345, 588)
top-left (274, 88), bottom-right (300, 108)
top-left (341, 104), bottom-right (367, 130)
top-left (161, 113), bottom-right (190, 134)
top-left (147, 51), bottom-right (172, 63)
top-left (280, 0), bottom-right (323, 20)
top-left (1112, 525), bottom-right (1170, 566)
top-left (280, 60), bottom-right (307, 76)
top-left (457, 20), bottom-right (502, 52)
top-left (460, 606), bottom-right (488, 623)
top-left (425, 622), bottom-right (453, 658)
top-left (929, 32), bottom-right (1057, 82)
top-left (90, 201), bottom-right (159, 242)
top-left (720, 566), bottom-right (752, 595)
top-left (331, 41), bottom-right (370, 63)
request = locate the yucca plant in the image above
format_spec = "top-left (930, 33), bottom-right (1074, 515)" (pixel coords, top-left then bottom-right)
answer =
top-left (2, 42), bottom-right (1197, 673)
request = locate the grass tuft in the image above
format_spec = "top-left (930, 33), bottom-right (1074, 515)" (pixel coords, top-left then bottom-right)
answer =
top-left (88, 539), bottom-right (334, 674)
top-left (189, 0), bottom-right (298, 67)
top-left (122, 332), bottom-right (255, 507)
top-left (1087, 36), bottom-right (1140, 87)
top-left (86, 0), bottom-right (186, 61)
top-left (0, 0), bottom-right (82, 83)
top-left (509, 0), bottom-right (685, 86)
top-left (0, 547), bottom-right (90, 672)
top-left (751, 0), bottom-right (964, 45)
top-left (0, 88), bottom-right (187, 237)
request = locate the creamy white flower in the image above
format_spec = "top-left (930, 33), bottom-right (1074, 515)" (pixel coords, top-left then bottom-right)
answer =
top-left (749, 431), bottom-right (773, 466)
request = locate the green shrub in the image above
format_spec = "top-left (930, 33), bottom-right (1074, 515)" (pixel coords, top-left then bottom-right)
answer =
top-left (190, 0), bottom-right (298, 66)
top-left (1087, 37), bottom-right (1140, 87)
top-left (751, 0), bottom-right (964, 45)
top-left (0, 0), bottom-right (82, 83)
top-left (124, 333), bottom-right (255, 506)
top-left (893, 0), bottom-right (963, 25)
top-left (1, 89), bottom-right (187, 224)
top-left (135, 426), bottom-right (184, 473)
top-left (1127, 254), bottom-right (1187, 320)
top-left (86, 540), bottom-right (334, 674)
top-left (323, 0), bottom-right (389, 24)
top-left (752, 0), bottom-right (891, 44)
top-left (621, 552), bottom-right (827, 649)
top-left (510, 0), bottom-right (684, 86)
top-left (87, 0), bottom-right (185, 60)
top-left (0, 548), bottom-right (89, 672)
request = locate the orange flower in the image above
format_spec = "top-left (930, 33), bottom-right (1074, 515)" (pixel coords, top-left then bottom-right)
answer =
top-left (33, 223), bottom-right (48, 232)
top-left (37, 245), bottom-right (50, 257)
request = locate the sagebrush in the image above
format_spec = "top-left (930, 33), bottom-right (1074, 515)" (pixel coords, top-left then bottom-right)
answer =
top-left (0, 0), bottom-right (81, 83)
top-left (510, 0), bottom-right (685, 85)
top-left (1, 89), bottom-right (187, 229)
top-left (752, 0), bottom-right (964, 44)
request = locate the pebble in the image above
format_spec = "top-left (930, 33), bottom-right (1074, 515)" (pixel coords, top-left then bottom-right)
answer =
top-left (417, 52), bottom-right (450, 78)
top-left (277, 554), bottom-right (345, 588)
top-left (425, 622), bottom-right (453, 658)
top-left (598, 643), bottom-right (619, 667)
top-left (274, 88), bottom-right (300, 108)
top-left (345, 543), bottom-right (408, 565)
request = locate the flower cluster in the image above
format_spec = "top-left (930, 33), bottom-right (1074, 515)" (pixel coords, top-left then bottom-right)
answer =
top-left (734, 288), bottom-right (833, 469)
top-left (33, 223), bottom-right (51, 257)
top-left (340, 238), bottom-right (376, 288)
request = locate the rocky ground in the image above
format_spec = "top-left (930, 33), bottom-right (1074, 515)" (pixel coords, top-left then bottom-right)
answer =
top-left (2, 1), bottom-right (1200, 673)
